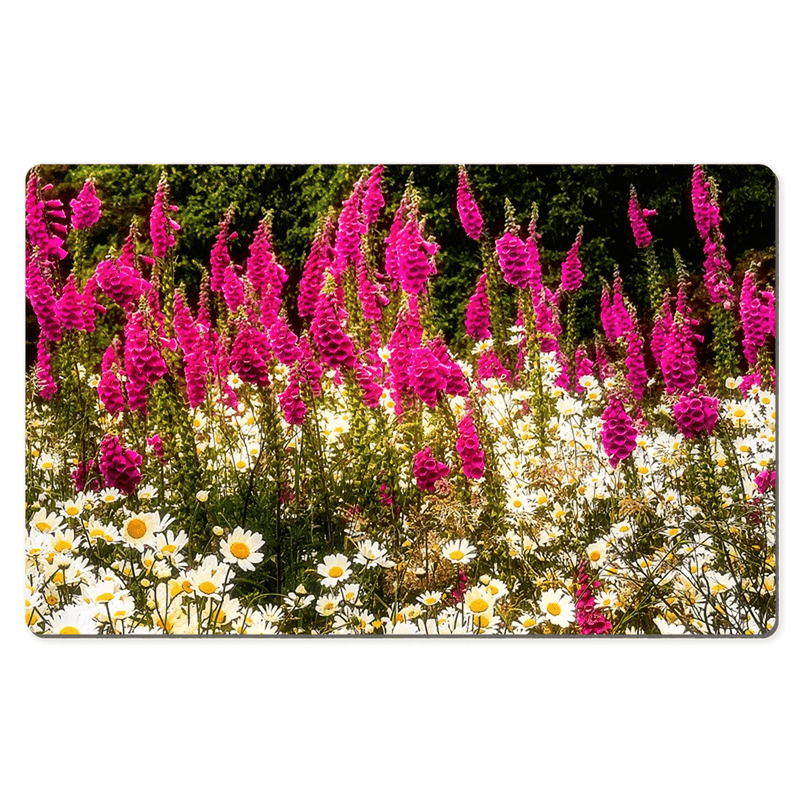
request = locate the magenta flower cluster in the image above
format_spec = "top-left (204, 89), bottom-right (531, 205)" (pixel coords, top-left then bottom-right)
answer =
top-left (456, 166), bottom-right (483, 241)
top-left (560, 231), bottom-right (584, 294)
top-left (99, 434), bottom-right (143, 496)
top-left (672, 390), bottom-right (719, 439)
top-left (627, 188), bottom-right (656, 249)
top-left (70, 178), bottom-right (102, 230)
top-left (413, 447), bottom-right (450, 492)
top-left (456, 410), bottom-right (485, 480)
top-left (601, 396), bottom-right (638, 469)
top-left (740, 269), bottom-right (775, 366)
top-left (575, 562), bottom-right (612, 635)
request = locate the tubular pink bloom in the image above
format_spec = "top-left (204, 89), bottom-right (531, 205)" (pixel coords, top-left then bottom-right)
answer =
top-left (55, 273), bottom-right (85, 331)
top-left (457, 166), bottom-right (483, 241)
top-left (362, 165), bottom-right (385, 226)
top-left (172, 290), bottom-right (201, 355)
top-left (36, 338), bottom-right (58, 399)
top-left (628, 187), bottom-right (655, 248)
top-left (183, 349), bottom-right (209, 408)
top-left (456, 410), bottom-right (485, 480)
top-left (70, 178), bottom-right (102, 230)
top-left (230, 320), bottom-right (272, 388)
top-left (269, 316), bottom-right (301, 365)
top-left (383, 193), bottom-right (411, 291)
top-left (210, 208), bottom-right (235, 294)
top-left (413, 447), bottom-right (450, 492)
top-left (124, 311), bottom-right (168, 414)
top-left (99, 434), bottom-right (143, 496)
top-left (601, 395), bottom-right (638, 469)
top-left (672, 389), bottom-right (719, 439)
top-left (496, 229), bottom-right (531, 289)
top-left (574, 346), bottom-right (594, 393)
top-left (754, 469), bottom-right (776, 494)
top-left (26, 171), bottom-right (68, 260)
top-left (409, 346), bottom-right (449, 409)
top-left (278, 371), bottom-right (307, 426)
top-left (334, 176), bottom-right (366, 278)
top-left (476, 349), bottom-right (511, 384)
top-left (25, 251), bottom-right (62, 342)
top-left (357, 255), bottom-right (388, 322)
top-left (246, 215), bottom-right (287, 328)
top-left (80, 274), bottom-right (103, 333)
top-left (691, 165), bottom-right (717, 241)
top-left (354, 361), bottom-right (384, 409)
top-left (147, 434), bottom-right (166, 464)
top-left (702, 240), bottom-right (735, 306)
top-left (173, 292), bottom-right (209, 407)
top-left (396, 211), bottom-right (439, 295)
top-left (624, 319), bottom-right (648, 401)
top-left (221, 265), bottom-right (247, 315)
top-left (97, 341), bottom-right (125, 416)
top-left (575, 562), bottom-right (612, 635)
top-left (428, 338), bottom-right (470, 396)
top-left (197, 274), bottom-right (212, 331)
top-left (465, 272), bottom-right (491, 340)
top-left (149, 175), bottom-right (180, 259)
top-left (94, 258), bottom-right (151, 312)
top-left (599, 284), bottom-right (615, 342)
top-left (310, 291), bottom-right (356, 370)
top-left (660, 314), bottom-right (697, 395)
top-left (740, 270), bottom-right (775, 365)
top-left (533, 288), bottom-right (562, 354)
top-left (297, 334), bottom-right (323, 397)
top-left (525, 211), bottom-right (543, 298)
top-left (561, 230), bottom-right (584, 294)
top-left (298, 216), bottom-right (335, 318)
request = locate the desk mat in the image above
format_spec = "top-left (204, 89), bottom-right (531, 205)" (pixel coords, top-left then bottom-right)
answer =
top-left (24, 164), bottom-right (776, 636)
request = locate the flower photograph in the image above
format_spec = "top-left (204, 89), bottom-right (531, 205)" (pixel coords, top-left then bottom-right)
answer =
top-left (24, 163), bottom-right (776, 636)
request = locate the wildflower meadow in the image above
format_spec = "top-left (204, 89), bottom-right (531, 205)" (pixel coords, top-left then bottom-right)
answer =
top-left (24, 164), bottom-right (776, 636)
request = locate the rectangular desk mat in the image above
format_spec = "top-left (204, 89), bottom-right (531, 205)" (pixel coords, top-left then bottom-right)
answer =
top-left (24, 164), bottom-right (776, 636)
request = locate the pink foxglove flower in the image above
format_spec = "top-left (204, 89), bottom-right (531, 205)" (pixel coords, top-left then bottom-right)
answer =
top-left (660, 315), bottom-right (697, 395)
top-left (754, 469), bottom-right (776, 494)
top-left (362, 165), bottom-right (385, 226)
top-left (409, 346), bottom-right (449, 409)
top-left (456, 410), bottom-right (485, 480)
top-left (97, 341), bottom-right (125, 416)
top-left (278, 371), bottom-right (307, 426)
top-left (601, 396), bottom-right (638, 469)
top-left (465, 272), bottom-right (491, 340)
top-left (70, 178), bottom-right (102, 230)
top-left (25, 251), bottom-right (62, 342)
top-left (210, 207), bottom-right (235, 294)
top-left (496, 228), bottom-right (531, 289)
top-left (413, 447), bottom-right (450, 492)
top-left (149, 175), bottom-right (180, 259)
top-left (334, 176), bottom-right (366, 278)
top-left (628, 187), bottom-right (656, 249)
top-left (560, 230), bottom-right (584, 294)
top-left (396, 212), bottom-right (439, 295)
top-left (310, 291), bottom-right (357, 370)
top-left (298, 216), bottom-right (335, 318)
top-left (476, 349), bottom-right (511, 384)
top-left (230, 321), bottom-right (272, 388)
top-left (124, 311), bottom-right (168, 414)
top-left (575, 561), bottom-right (612, 635)
top-left (99, 434), bottom-right (143, 496)
top-left (26, 171), bottom-right (68, 260)
top-left (55, 273), bottom-right (86, 331)
top-left (247, 214), bottom-right (287, 328)
top-left (269, 316), bottom-right (302, 365)
top-left (624, 319), bottom-right (648, 401)
top-left (672, 389), bottom-right (719, 439)
top-left (94, 258), bottom-right (151, 312)
top-left (456, 166), bottom-right (483, 241)
top-left (740, 270), bottom-right (775, 365)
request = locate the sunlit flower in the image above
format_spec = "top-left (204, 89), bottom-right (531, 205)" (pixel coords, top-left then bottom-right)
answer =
top-left (539, 588), bottom-right (575, 628)
top-left (317, 554), bottom-right (352, 587)
top-left (441, 538), bottom-right (477, 565)
top-left (220, 527), bottom-right (265, 571)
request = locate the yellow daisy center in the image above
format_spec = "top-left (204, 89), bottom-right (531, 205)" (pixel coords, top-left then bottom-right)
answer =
top-left (36, 521), bottom-right (51, 532)
top-left (523, 618), bottom-right (535, 628)
top-left (590, 550), bottom-right (601, 561)
top-left (198, 581), bottom-right (217, 595)
top-left (469, 598), bottom-right (489, 613)
top-left (54, 540), bottom-right (71, 552)
top-left (127, 519), bottom-right (147, 539)
top-left (230, 542), bottom-right (250, 560)
top-left (547, 602), bottom-right (562, 617)
top-left (328, 565), bottom-right (343, 578)
top-left (96, 592), bottom-right (114, 602)
top-left (235, 460), bottom-right (247, 470)
top-left (449, 550), bottom-right (464, 561)
top-left (59, 626), bottom-right (81, 635)
top-left (162, 544), bottom-right (176, 554)
top-left (66, 506), bottom-right (79, 516)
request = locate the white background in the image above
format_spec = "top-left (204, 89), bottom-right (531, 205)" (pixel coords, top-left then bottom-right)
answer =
top-left (2, 2), bottom-right (796, 798)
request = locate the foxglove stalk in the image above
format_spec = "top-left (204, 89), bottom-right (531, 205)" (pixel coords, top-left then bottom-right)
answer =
top-left (70, 178), bottom-right (102, 230)
top-left (362, 165), bottom-right (385, 226)
top-left (413, 447), bottom-right (450, 492)
top-left (149, 175), bottom-right (180, 259)
top-left (561, 230), bottom-right (584, 294)
top-left (230, 320), bottom-right (272, 388)
top-left (36, 338), bottom-right (58, 399)
top-left (210, 207), bottom-right (235, 294)
top-left (25, 251), bottom-right (62, 342)
top-left (740, 270), bottom-right (775, 365)
top-left (26, 171), bottom-right (68, 260)
top-left (465, 273), bottom-right (491, 340)
top-left (628, 187), bottom-right (656, 248)
top-left (97, 342), bottom-right (125, 416)
top-left (496, 228), bottom-right (531, 289)
top-left (278, 371), bottom-right (307, 426)
top-left (99, 434), bottom-right (143, 496)
top-left (456, 409), bottom-right (485, 480)
top-left (94, 258), bottom-right (151, 312)
top-left (456, 166), bottom-right (483, 241)
top-left (298, 216), bottom-right (335, 318)
top-left (601, 396), bottom-right (638, 468)
top-left (575, 561), bottom-right (612, 635)
top-left (334, 176), bottom-right (366, 278)
top-left (396, 212), bottom-right (439, 295)
top-left (409, 346), bottom-right (449, 409)
top-left (124, 311), bottom-right (168, 414)
top-left (247, 215), bottom-right (287, 328)
top-left (55, 273), bottom-right (85, 331)
top-left (673, 389), bottom-right (719, 439)
top-left (310, 291), bottom-right (356, 370)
